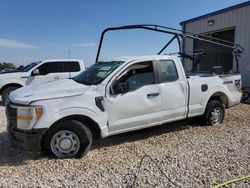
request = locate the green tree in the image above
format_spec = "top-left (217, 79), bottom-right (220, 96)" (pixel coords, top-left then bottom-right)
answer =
top-left (0, 62), bottom-right (16, 70)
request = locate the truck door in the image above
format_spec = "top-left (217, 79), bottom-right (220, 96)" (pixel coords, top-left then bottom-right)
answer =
top-left (26, 61), bottom-right (69, 85)
top-left (158, 59), bottom-right (188, 122)
top-left (106, 61), bottom-right (162, 133)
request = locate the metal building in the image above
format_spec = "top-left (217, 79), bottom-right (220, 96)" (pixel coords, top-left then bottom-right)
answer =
top-left (180, 1), bottom-right (250, 92)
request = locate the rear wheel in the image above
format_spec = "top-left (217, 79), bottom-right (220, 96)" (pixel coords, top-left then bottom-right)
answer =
top-left (203, 100), bottom-right (225, 125)
top-left (242, 91), bottom-right (249, 101)
top-left (2, 86), bottom-right (19, 104)
top-left (43, 120), bottom-right (92, 158)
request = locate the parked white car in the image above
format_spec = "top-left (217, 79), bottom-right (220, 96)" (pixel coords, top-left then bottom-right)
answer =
top-left (0, 59), bottom-right (85, 103)
top-left (6, 55), bottom-right (242, 158)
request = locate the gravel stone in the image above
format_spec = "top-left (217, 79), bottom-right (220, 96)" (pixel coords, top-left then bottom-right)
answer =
top-left (0, 103), bottom-right (249, 187)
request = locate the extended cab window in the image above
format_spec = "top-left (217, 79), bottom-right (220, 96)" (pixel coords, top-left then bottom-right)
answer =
top-left (22, 62), bottom-right (40, 72)
top-left (63, 61), bottom-right (80, 72)
top-left (118, 61), bottom-right (154, 92)
top-left (37, 62), bottom-right (64, 75)
top-left (159, 60), bottom-right (178, 82)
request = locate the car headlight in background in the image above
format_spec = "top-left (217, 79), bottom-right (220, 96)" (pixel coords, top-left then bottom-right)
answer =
top-left (11, 105), bottom-right (43, 130)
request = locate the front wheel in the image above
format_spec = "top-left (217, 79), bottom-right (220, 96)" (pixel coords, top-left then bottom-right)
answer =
top-left (43, 120), bottom-right (92, 158)
top-left (2, 86), bottom-right (19, 104)
top-left (203, 100), bottom-right (225, 125)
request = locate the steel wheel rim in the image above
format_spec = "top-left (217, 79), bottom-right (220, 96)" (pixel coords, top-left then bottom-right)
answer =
top-left (210, 107), bottom-right (222, 125)
top-left (51, 130), bottom-right (80, 158)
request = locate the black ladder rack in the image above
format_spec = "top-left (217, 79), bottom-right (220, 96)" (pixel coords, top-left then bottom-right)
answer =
top-left (95, 24), bottom-right (244, 72)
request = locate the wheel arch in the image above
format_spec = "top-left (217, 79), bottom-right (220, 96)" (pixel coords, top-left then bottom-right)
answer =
top-left (0, 83), bottom-right (23, 95)
top-left (46, 114), bottom-right (102, 139)
top-left (207, 92), bottom-right (229, 108)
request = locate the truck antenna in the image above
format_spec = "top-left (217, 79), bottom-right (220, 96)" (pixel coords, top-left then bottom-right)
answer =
top-left (68, 49), bottom-right (71, 79)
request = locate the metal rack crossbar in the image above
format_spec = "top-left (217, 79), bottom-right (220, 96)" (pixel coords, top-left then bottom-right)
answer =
top-left (95, 24), bottom-right (244, 72)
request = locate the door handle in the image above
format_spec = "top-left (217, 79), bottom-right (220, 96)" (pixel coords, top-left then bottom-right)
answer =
top-left (147, 92), bottom-right (160, 98)
top-left (53, 76), bottom-right (59, 79)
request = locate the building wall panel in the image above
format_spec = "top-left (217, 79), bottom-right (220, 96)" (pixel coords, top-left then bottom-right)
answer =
top-left (183, 5), bottom-right (250, 88)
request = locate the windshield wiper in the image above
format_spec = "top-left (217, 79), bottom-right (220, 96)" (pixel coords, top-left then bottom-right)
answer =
top-left (73, 79), bottom-right (92, 85)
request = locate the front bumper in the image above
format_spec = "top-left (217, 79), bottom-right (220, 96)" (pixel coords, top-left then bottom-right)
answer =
top-left (6, 100), bottom-right (47, 152)
top-left (8, 128), bottom-right (47, 152)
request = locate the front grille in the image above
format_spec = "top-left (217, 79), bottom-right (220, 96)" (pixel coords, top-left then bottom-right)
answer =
top-left (5, 100), bottom-right (17, 133)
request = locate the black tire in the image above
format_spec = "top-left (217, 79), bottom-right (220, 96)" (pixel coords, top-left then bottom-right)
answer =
top-left (203, 100), bottom-right (225, 126)
top-left (43, 120), bottom-right (92, 159)
top-left (242, 91), bottom-right (250, 101)
top-left (2, 86), bottom-right (19, 104)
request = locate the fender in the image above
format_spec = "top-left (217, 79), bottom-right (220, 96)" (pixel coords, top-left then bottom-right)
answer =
top-left (0, 79), bottom-right (25, 90)
top-left (35, 107), bottom-right (109, 138)
top-left (203, 86), bottom-right (231, 110)
top-left (0, 79), bottom-right (25, 95)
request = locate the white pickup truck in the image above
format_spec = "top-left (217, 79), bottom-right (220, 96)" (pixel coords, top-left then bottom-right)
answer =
top-left (0, 59), bottom-right (85, 103)
top-left (6, 55), bottom-right (242, 158)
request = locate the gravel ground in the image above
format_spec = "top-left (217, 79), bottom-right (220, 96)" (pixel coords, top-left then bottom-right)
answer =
top-left (0, 103), bottom-right (249, 187)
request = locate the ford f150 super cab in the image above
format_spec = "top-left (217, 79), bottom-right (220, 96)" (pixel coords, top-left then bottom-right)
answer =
top-left (6, 55), bottom-right (242, 158)
top-left (6, 25), bottom-right (244, 158)
top-left (0, 59), bottom-right (85, 103)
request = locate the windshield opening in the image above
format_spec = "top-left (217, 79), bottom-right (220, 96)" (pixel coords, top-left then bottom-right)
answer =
top-left (22, 61), bottom-right (40, 72)
top-left (73, 61), bottom-right (124, 85)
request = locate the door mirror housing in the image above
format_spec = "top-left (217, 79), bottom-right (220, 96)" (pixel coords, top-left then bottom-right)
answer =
top-left (111, 82), bottom-right (129, 94)
top-left (31, 69), bottom-right (40, 76)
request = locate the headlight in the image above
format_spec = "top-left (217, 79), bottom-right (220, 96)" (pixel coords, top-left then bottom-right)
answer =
top-left (11, 105), bottom-right (43, 130)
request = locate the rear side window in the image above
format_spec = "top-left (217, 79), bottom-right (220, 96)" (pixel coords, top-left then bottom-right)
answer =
top-left (37, 61), bottom-right (81, 75)
top-left (63, 61), bottom-right (80, 72)
top-left (37, 62), bottom-right (64, 75)
top-left (159, 60), bottom-right (178, 82)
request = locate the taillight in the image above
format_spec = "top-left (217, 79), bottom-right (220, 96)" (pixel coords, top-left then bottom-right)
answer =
top-left (234, 79), bottom-right (242, 93)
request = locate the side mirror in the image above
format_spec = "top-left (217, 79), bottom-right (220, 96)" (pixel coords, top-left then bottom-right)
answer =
top-left (31, 69), bottom-right (40, 76)
top-left (111, 82), bottom-right (129, 94)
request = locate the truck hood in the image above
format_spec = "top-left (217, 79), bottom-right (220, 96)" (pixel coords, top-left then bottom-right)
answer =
top-left (0, 70), bottom-right (23, 74)
top-left (9, 79), bottom-right (89, 105)
top-left (0, 72), bottom-right (27, 79)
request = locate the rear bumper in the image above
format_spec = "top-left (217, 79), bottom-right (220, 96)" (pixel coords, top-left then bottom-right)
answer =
top-left (8, 128), bottom-right (47, 152)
